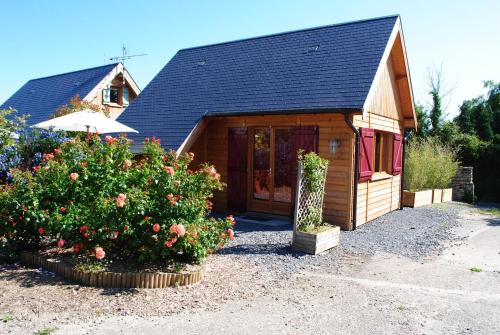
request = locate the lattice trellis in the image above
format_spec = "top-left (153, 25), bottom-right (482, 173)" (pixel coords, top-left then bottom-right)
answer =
top-left (293, 162), bottom-right (328, 231)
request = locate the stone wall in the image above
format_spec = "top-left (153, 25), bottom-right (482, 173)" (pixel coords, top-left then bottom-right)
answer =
top-left (451, 167), bottom-right (474, 201)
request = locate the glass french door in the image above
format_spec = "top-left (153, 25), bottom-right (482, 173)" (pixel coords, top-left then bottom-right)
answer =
top-left (250, 127), bottom-right (293, 215)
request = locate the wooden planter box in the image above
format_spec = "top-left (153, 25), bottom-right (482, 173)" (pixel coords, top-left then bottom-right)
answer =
top-left (441, 188), bottom-right (453, 202)
top-left (432, 189), bottom-right (443, 203)
top-left (403, 189), bottom-right (433, 208)
top-left (292, 226), bottom-right (340, 255)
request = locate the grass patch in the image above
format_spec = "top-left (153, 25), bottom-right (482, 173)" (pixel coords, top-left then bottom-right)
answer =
top-left (2, 315), bottom-right (13, 323)
top-left (479, 208), bottom-right (500, 216)
top-left (74, 262), bottom-right (106, 273)
top-left (34, 326), bottom-right (58, 335)
top-left (301, 225), bottom-right (335, 234)
top-left (470, 267), bottom-right (483, 273)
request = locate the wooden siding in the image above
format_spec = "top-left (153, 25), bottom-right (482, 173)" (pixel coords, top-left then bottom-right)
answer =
top-left (186, 113), bottom-right (356, 230)
top-left (353, 52), bottom-right (405, 226)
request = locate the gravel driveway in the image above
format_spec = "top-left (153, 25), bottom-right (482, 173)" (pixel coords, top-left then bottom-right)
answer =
top-left (1, 202), bottom-right (499, 335)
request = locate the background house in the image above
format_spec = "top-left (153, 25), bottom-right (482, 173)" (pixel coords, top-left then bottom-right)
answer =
top-left (1, 63), bottom-right (140, 123)
top-left (119, 15), bottom-right (417, 230)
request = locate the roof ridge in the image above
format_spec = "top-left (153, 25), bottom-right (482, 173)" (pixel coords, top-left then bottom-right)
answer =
top-left (178, 14), bottom-right (399, 52)
top-left (28, 63), bottom-right (120, 82)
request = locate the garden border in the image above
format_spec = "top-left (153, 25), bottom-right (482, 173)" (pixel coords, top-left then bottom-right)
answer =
top-left (19, 251), bottom-right (203, 288)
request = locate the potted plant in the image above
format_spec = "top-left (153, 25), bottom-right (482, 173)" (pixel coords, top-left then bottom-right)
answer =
top-left (403, 138), bottom-right (458, 207)
top-left (292, 151), bottom-right (340, 254)
top-left (403, 139), bottom-right (434, 207)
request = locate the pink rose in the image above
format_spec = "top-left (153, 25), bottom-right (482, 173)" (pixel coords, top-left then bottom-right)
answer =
top-left (57, 239), bottom-right (65, 248)
top-left (95, 247), bottom-right (106, 260)
top-left (123, 159), bottom-right (132, 169)
top-left (32, 165), bottom-right (41, 172)
top-left (226, 215), bottom-right (236, 225)
top-left (116, 193), bottom-right (126, 208)
top-left (104, 135), bottom-right (117, 144)
top-left (163, 166), bottom-right (175, 175)
top-left (169, 224), bottom-right (186, 237)
top-left (69, 172), bottom-right (79, 181)
top-left (38, 227), bottom-right (45, 235)
top-left (153, 223), bottom-right (161, 233)
top-left (227, 228), bottom-right (235, 240)
top-left (42, 153), bottom-right (54, 161)
top-left (53, 148), bottom-right (62, 155)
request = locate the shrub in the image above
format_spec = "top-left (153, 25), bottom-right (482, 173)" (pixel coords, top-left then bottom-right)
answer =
top-left (296, 151), bottom-right (329, 232)
top-left (0, 135), bottom-right (234, 264)
top-left (404, 137), bottom-right (459, 191)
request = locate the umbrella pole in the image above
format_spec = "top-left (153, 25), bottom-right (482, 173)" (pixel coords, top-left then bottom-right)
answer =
top-left (86, 125), bottom-right (90, 143)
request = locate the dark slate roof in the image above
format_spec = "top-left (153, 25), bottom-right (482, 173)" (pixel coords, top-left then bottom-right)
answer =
top-left (1, 63), bottom-right (119, 125)
top-left (118, 15), bottom-right (399, 150)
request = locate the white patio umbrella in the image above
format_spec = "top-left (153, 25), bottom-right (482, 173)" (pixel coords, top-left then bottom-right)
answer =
top-left (32, 109), bottom-right (138, 135)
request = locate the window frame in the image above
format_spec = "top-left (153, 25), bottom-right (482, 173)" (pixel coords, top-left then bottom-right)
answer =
top-left (371, 130), bottom-right (393, 177)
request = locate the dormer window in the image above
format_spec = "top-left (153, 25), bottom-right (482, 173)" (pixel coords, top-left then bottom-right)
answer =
top-left (102, 86), bottom-right (122, 105)
top-left (110, 86), bottom-right (119, 103)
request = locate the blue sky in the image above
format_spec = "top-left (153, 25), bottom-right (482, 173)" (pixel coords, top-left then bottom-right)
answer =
top-left (1, 0), bottom-right (499, 118)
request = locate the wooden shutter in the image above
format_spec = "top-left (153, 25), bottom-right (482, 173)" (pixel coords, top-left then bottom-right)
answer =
top-left (358, 128), bottom-right (374, 182)
top-left (227, 128), bottom-right (248, 212)
top-left (102, 86), bottom-right (111, 103)
top-left (122, 87), bottom-right (129, 106)
top-left (392, 133), bottom-right (403, 175)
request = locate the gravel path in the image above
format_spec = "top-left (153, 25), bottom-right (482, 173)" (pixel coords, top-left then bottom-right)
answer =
top-left (220, 202), bottom-right (467, 278)
top-left (0, 202), bottom-right (474, 334)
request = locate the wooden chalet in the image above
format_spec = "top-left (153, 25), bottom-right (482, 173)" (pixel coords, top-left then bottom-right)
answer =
top-left (119, 15), bottom-right (417, 230)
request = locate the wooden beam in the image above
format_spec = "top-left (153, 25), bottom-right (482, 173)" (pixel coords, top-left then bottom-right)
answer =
top-left (403, 118), bottom-right (416, 129)
top-left (176, 118), bottom-right (209, 157)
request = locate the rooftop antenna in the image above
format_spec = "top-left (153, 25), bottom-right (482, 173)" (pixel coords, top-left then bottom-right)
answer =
top-left (109, 45), bottom-right (147, 84)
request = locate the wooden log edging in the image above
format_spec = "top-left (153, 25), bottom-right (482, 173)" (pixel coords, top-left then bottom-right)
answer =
top-left (19, 251), bottom-right (203, 288)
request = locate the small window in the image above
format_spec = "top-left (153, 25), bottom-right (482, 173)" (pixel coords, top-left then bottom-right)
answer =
top-left (373, 131), bottom-right (391, 174)
top-left (122, 86), bottom-right (129, 106)
top-left (110, 86), bottom-right (120, 104)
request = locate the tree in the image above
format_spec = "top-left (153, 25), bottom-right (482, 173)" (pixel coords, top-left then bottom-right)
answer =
top-left (455, 81), bottom-right (499, 142)
top-left (415, 104), bottom-right (430, 138)
top-left (0, 108), bottom-right (27, 150)
top-left (51, 95), bottom-right (110, 119)
top-left (427, 66), bottom-right (453, 135)
top-left (484, 81), bottom-right (500, 134)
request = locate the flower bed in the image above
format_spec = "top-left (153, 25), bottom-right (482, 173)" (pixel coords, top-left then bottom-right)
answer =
top-left (19, 250), bottom-right (202, 288)
top-left (0, 134), bottom-right (235, 270)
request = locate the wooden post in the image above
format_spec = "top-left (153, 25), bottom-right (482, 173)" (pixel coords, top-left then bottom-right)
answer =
top-left (293, 162), bottom-right (302, 233)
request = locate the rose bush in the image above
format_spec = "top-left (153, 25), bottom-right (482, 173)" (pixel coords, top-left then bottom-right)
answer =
top-left (0, 134), bottom-right (234, 263)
